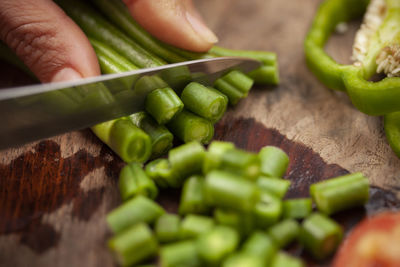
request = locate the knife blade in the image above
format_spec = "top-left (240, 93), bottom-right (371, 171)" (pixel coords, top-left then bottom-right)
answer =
top-left (0, 57), bottom-right (260, 149)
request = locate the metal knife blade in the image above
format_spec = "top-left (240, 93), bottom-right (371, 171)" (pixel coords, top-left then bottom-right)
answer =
top-left (0, 57), bottom-right (260, 149)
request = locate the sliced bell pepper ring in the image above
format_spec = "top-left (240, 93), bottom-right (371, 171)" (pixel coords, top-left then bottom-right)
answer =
top-left (305, 0), bottom-right (400, 158)
top-left (305, 0), bottom-right (400, 116)
top-left (304, 0), bottom-right (369, 92)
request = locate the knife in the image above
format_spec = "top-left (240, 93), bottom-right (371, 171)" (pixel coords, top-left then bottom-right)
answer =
top-left (0, 57), bottom-right (260, 149)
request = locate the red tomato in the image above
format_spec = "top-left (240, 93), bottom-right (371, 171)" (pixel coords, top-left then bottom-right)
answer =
top-left (333, 212), bottom-right (400, 267)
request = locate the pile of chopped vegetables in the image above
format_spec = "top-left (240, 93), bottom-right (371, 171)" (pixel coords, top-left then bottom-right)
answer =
top-left (106, 141), bottom-right (370, 266)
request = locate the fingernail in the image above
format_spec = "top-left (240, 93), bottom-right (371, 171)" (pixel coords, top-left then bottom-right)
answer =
top-left (51, 67), bottom-right (82, 83)
top-left (186, 11), bottom-right (218, 44)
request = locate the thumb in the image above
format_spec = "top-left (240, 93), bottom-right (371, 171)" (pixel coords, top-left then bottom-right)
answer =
top-left (123, 0), bottom-right (218, 52)
top-left (0, 0), bottom-right (100, 83)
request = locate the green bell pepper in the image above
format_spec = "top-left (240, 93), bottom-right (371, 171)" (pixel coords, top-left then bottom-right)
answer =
top-left (305, 0), bottom-right (400, 158)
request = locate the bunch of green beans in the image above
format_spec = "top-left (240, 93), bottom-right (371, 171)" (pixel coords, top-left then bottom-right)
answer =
top-left (51, 0), bottom-right (280, 164)
top-left (105, 141), bottom-right (370, 266)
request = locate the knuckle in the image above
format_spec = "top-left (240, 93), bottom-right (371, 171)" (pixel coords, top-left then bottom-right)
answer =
top-left (1, 18), bottom-right (67, 79)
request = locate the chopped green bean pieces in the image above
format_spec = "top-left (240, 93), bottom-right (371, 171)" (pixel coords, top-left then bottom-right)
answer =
top-left (222, 252), bottom-right (265, 267)
top-left (267, 219), bottom-right (300, 248)
top-left (169, 141), bottom-right (205, 185)
top-left (119, 162), bottom-right (158, 201)
top-left (257, 176), bottom-right (291, 199)
top-left (242, 232), bottom-right (277, 265)
top-left (167, 109), bottom-right (214, 144)
top-left (282, 198), bottom-right (313, 220)
top-left (271, 252), bottom-right (305, 267)
top-left (214, 208), bottom-right (255, 237)
top-left (92, 118), bottom-right (152, 163)
top-left (214, 78), bottom-right (245, 105)
top-left (145, 87), bottom-right (184, 125)
top-left (155, 213), bottom-right (181, 243)
top-left (145, 158), bottom-right (175, 188)
top-left (299, 213), bottom-right (343, 260)
top-left (310, 172), bottom-right (369, 215)
top-left (202, 141), bottom-right (235, 174)
top-left (259, 146), bottom-right (289, 178)
top-left (108, 223), bottom-right (158, 267)
top-left (181, 82), bottom-right (228, 122)
top-left (217, 148), bottom-right (261, 181)
top-left (160, 240), bottom-right (201, 267)
top-left (129, 112), bottom-right (173, 159)
top-left (106, 195), bottom-right (165, 234)
top-left (197, 225), bottom-right (240, 266)
top-left (254, 191), bottom-right (282, 228)
top-left (180, 215), bottom-right (215, 239)
top-left (221, 70), bottom-right (254, 94)
top-left (179, 175), bottom-right (209, 215)
top-left (204, 170), bottom-right (260, 212)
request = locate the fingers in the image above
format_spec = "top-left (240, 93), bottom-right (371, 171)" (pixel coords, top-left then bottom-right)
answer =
top-left (124, 0), bottom-right (218, 52)
top-left (0, 0), bottom-right (100, 83)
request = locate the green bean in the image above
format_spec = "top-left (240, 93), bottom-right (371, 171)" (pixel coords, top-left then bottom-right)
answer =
top-left (145, 158), bottom-right (176, 188)
top-left (180, 215), bottom-right (215, 239)
top-left (209, 46), bottom-right (280, 85)
top-left (204, 170), bottom-right (260, 212)
top-left (222, 253), bottom-right (265, 267)
top-left (106, 195), bottom-right (165, 234)
top-left (90, 0), bottom-right (187, 63)
top-left (134, 75), bottom-right (169, 95)
top-left (169, 141), bottom-right (205, 184)
top-left (270, 252), bottom-right (305, 267)
top-left (160, 240), bottom-right (201, 267)
top-left (217, 148), bottom-right (261, 181)
top-left (267, 219), bottom-right (300, 248)
top-left (179, 175), bottom-right (209, 215)
top-left (242, 232), bottom-right (277, 265)
top-left (159, 66), bottom-right (193, 94)
top-left (203, 143), bottom-right (261, 180)
top-left (202, 141), bottom-right (235, 174)
top-left (247, 65), bottom-right (280, 85)
top-left (155, 213), bottom-right (181, 243)
top-left (168, 45), bottom-right (209, 60)
top-left (299, 213), bottom-right (343, 260)
top-left (259, 146), bottom-right (289, 178)
top-left (221, 70), bottom-right (254, 95)
top-left (181, 82), bottom-right (228, 122)
top-left (254, 192), bottom-right (282, 228)
top-left (282, 198), bottom-right (313, 220)
top-left (88, 39), bottom-right (163, 164)
top-left (214, 77), bottom-right (246, 105)
top-left (89, 37), bottom-right (138, 73)
top-left (167, 109), bottom-right (214, 144)
top-left (56, 0), bottom-right (164, 67)
top-left (210, 46), bottom-right (277, 66)
top-left (214, 208), bottom-right (255, 237)
top-left (145, 87), bottom-right (184, 125)
top-left (197, 225), bottom-right (240, 266)
top-left (118, 162), bottom-right (158, 201)
top-left (108, 223), bottom-right (158, 267)
top-left (310, 172), bottom-right (369, 215)
top-left (256, 176), bottom-right (291, 199)
top-left (92, 119), bottom-right (152, 163)
top-left (129, 112), bottom-right (173, 159)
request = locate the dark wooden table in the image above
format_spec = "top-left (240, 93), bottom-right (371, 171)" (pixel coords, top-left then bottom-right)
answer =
top-left (1, 0), bottom-right (400, 266)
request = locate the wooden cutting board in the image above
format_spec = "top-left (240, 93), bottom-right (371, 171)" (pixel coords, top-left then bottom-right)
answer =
top-left (0, 0), bottom-right (399, 266)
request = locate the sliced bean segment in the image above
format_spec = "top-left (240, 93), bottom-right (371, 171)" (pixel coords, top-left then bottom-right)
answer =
top-left (310, 172), bottom-right (369, 215)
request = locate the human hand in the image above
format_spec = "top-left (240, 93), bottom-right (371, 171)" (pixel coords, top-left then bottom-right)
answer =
top-left (0, 0), bottom-right (217, 83)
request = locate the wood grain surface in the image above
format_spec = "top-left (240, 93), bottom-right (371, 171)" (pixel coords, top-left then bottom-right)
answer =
top-left (1, 0), bottom-right (400, 266)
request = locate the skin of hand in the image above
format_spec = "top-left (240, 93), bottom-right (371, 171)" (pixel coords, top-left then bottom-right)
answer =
top-left (0, 0), bottom-right (218, 83)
